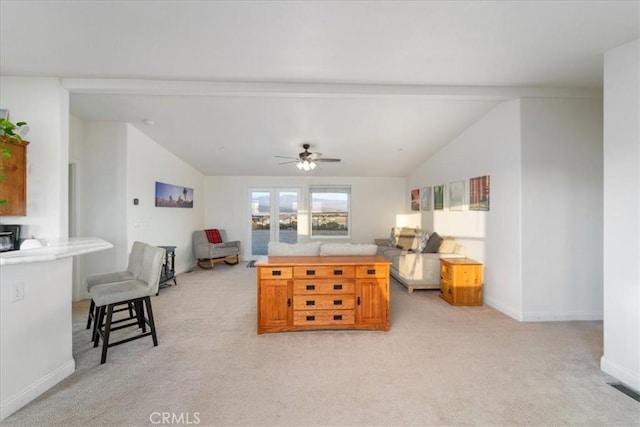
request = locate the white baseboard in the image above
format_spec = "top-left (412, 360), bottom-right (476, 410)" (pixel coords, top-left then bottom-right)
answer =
top-left (483, 296), bottom-right (603, 322)
top-left (601, 356), bottom-right (640, 393)
top-left (521, 310), bottom-right (603, 321)
top-left (483, 296), bottom-right (522, 321)
top-left (0, 359), bottom-right (75, 422)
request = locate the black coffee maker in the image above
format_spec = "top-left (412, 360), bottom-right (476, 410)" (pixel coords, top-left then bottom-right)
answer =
top-left (0, 224), bottom-right (22, 252)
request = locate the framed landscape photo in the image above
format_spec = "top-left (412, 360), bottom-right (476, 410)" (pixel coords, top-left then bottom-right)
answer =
top-left (470, 175), bottom-right (490, 211)
top-left (448, 181), bottom-right (464, 211)
top-left (421, 187), bottom-right (431, 211)
top-left (434, 185), bottom-right (444, 210)
top-left (155, 182), bottom-right (194, 208)
top-left (411, 188), bottom-right (420, 211)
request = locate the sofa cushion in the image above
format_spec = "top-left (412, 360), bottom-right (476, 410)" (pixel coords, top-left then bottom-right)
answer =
top-left (268, 241), bottom-right (321, 256)
top-left (320, 243), bottom-right (378, 256)
top-left (438, 239), bottom-right (457, 254)
top-left (423, 232), bottom-right (443, 253)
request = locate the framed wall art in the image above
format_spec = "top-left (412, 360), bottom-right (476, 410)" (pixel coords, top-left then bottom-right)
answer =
top-left (470, 175), bottom-right (490, 211)
top-left (421, 187), bottom-right (431, 211)
top-left (448, 181), bottom-right (464, 211)
top-left (410, 188), bottom-right (420, 211)
top-left (434, 185), bottom-right (444, 210)
top-left (155, 182), bottom-right (194, 208)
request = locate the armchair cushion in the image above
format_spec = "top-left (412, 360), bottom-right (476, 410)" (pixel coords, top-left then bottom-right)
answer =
top-left (193, 230), bottom-right (240, 259)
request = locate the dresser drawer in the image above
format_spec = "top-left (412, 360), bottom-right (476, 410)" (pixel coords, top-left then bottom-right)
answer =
top-left (440, 278), bottom-right (452, 296)
top-left (440, 263), bottom-right (452, 281)
top-left (293, 310), bottom-right (355, 326)
top-left (356, 265), bottom-right (388, 278)
top-left (293, 294), bottom-right (355, 310)
top-left (293, 266), bottom-right (355, 279)
top-left (293, 280), bottom-right (355, 295)
top-left (259, 266), bottom-right (293, 279)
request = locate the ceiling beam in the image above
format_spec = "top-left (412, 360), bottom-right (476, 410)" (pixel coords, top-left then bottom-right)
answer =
top-left (62, 78), bottom-right (602, 100)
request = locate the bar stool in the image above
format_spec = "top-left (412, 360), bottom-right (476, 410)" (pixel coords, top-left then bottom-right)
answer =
top-left (85, 242), bottom-right (145, 330)
top-left (90, 243), bottom-right (165, 364)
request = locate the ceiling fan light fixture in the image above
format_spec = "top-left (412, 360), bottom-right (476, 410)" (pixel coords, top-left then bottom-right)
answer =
top-left (296, 159), bottom-right (316, 171)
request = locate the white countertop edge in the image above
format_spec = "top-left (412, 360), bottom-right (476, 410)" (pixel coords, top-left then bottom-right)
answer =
top-left (0, 237), bottom-right (113, 265)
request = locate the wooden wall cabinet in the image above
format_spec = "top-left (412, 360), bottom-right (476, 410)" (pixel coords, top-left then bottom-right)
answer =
top-left (439, 258), bottom-right (483, 306)
top-left (257, 256), bottom-right (390, 334)
top-left (0, 140), bottom-right (28, 216)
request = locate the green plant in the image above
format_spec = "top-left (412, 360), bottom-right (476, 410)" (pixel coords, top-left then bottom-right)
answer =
top-left (0, 118), bottom-right (28, 207)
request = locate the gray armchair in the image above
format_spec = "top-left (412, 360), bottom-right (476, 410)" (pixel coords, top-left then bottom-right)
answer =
top-left (193, 229), bottom-right (240, 269)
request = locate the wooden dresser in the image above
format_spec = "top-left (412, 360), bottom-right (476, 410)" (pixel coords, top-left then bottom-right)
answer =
top-left (257, 255), bottom-right (390, 334)
top-left (439, 258), bottom-right (483, 306)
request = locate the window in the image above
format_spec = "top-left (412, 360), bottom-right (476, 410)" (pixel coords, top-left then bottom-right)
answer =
top-left (309, 186), bottom-right (350, 238)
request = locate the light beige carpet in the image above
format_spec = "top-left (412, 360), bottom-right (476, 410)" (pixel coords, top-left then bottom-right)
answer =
top-left (2, 263), bottom-right (638, 426)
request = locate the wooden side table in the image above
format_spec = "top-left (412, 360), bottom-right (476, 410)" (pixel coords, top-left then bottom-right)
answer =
top-left (439, 258), bottom-right (483, 306)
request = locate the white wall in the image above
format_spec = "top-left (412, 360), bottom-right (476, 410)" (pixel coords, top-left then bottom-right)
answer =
top-left (520, 97), bottom-right (603, 320)
top-left (407, 97), bottom-right (603, 321)
top-left (71, 121), bottom-right (205, 299)
top-left (0, 77), bottom-right (69, 239)
top-left (601, 39), bottom-right (640, 392)
top-left (77, 121), bottom-right (129, 293)
top-left (205, 175), bottom-right (405, 259)
top-left (126, 124), bottom-right (204, 273)
top-left (407, 100), bottom-right (523, 318)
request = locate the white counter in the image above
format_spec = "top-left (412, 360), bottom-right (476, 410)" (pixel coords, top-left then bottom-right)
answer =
top-left (0, 237), bottom-right (112, 265)
top-left (0, 237), bottom-right (112, 421)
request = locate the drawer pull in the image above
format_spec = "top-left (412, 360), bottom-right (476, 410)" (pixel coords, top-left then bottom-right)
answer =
top-left (306, 300), bottom-right (315, 306)
top-left (306, 284), bottom-right (315, 291)
top-left (287, 298), bottom-right (291, 307)
top-left (306, 315), bottom-right (315, 321)
top-left (333, 269), bottom-right (343, 275)
top-left (333, 299), bottom-right (342, 305)
top-left (306, 269), bottom-right (316, 276)
top-left (357, 296), bottom-right (361, 305)
top-left (333, 284), bottom-right (343, 290)
top-left (333, 314), bottom-right (343, 321)
top-left (271, 270), bottom-right (282, 276)
top-left (367, 269), bottom-right (376, 275)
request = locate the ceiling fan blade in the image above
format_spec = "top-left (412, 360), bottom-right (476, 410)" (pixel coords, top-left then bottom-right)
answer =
top-left (308, 152), bottom-right (323, 160)
top-left (274, 155), bottom-right (299, 160)
top-left (278, 160), bottom-right (298, 165)
top-left (315, 158), bottom-right (341, 162)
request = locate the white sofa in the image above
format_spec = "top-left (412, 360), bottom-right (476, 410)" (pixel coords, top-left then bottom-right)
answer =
top-left (375, 229), bottom-right (466, 293)
top-left (267, 241), bottom-right (379, 256)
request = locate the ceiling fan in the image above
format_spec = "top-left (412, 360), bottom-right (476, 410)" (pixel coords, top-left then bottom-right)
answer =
top-left (275, 143), bottom-right (341, 171)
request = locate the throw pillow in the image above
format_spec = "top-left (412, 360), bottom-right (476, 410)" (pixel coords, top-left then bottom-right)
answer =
top-left (412, 231), bottom-right (429, 253)
top-left (204, 229), bottom-right (223, 244)
top-left (438, 239), bottom-right (456, 254)
top-left (423, 232), bottom-right (443, 253)
top-left (396, 227), bottom-right (417, 250)
top-left (389, 228), bottom-right (399, 247)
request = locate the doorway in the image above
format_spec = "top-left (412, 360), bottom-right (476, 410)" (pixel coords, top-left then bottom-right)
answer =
top-left (249, 188), bottom-right (300, 255)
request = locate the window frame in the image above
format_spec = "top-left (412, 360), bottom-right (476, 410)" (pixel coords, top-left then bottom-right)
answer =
top-left (308, 185), bottom-right (351, 239)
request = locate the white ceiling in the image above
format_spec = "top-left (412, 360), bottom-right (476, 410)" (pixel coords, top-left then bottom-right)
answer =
top-left (1, 1), bottom-right (638, 176)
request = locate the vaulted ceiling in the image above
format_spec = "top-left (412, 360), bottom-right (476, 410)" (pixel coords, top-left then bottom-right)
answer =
top-left (1, 1), bottom-right (638, 176)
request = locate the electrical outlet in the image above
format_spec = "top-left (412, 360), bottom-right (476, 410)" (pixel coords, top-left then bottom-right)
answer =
top-left (11, 282), bottom-right (24, 302)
